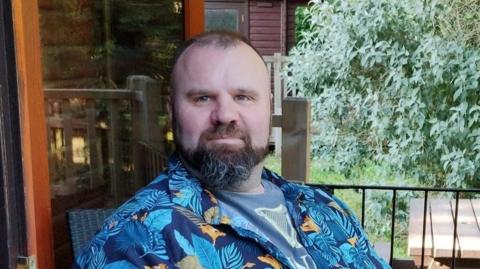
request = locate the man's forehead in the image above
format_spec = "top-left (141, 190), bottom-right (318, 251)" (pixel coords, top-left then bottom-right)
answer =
top-left (173, 43), bottom-right (235, 80)
top-left (174, 42), bottom-right (267, 79)
top-left (180, 42), bottom-right (251, 64)
top-left (170, 39), bottom-right (270, 99)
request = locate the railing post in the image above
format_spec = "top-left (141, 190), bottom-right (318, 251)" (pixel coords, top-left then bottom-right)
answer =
top-left (129, 75), bottom-right (167, 188)
top-left (272, 52), bottom-right (283, 156)
top-left (86, 99), bottom-right (102, 188)
top-left (281, 97), bottom-right (311, 183)
top-left (107, 99), bottom-right (121, 203)
top-left (61, 99), bottom-right (77, 195)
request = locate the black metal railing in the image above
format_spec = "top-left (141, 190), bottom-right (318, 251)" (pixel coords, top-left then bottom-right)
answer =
top-left (306, 183), bottom-right (480, 269)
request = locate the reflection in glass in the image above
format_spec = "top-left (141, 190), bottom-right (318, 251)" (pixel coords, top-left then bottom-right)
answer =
top-left (40, 0), bottom-right (183, 89)
top-left (205, 9), bottom-right (239, 32)
top-left (38, 0), bottom-right (183, 267)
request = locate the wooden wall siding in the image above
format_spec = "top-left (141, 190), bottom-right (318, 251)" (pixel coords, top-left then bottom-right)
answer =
top-left (249, 0), bottom-right (283, 56)
top-left (287, 0), bottom-right (307, 52)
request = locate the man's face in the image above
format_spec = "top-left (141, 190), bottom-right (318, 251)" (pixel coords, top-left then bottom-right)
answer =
top-left (170, 42), bottom-right (271, 189)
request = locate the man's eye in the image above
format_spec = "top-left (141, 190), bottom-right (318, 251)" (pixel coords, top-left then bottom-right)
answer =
top-left (235, 95), bottom-right (252, 101)
top-left (195, 96), bottom-right (210, 102)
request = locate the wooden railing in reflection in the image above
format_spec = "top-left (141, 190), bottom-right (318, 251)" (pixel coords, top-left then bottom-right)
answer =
top-left (136, 141), bottom-right (167, 184)
top-left (44, 76), bottom-right (169, 204)
top-left (45, 76), bottom-right (171, 268)
top-left (45, 88), bottom-right (130, 201)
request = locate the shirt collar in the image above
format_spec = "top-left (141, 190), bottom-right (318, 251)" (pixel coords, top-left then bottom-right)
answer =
top-left (165, 153), bottom-right (309, 224)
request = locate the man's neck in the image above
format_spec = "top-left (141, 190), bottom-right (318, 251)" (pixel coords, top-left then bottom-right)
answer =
top-left (224, 163), bottom-right (264, 193)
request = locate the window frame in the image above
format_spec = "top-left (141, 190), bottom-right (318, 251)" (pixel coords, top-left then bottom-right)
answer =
top-left (0, 0), bottom-right (28, 267)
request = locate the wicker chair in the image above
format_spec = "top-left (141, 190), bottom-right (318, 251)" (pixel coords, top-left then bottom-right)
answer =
top-left (67, 208), bottom-right (115, 257)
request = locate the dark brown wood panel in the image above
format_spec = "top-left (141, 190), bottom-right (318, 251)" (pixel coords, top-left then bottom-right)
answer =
top-left (250, 20), bottom-right (280, 27)
top-left (249, 13), bottom-right (281, 20)
top-left (249, 0), bottom-right (282, 55)
top-left (251, 40), bottom-right (282, 47)
top-left (256, 48), bottom-right (280, 55)
top-left (250, 33), bottom-right (281, 41)
top-left (250, 5), bottom-right (281, 13)
top-left (250, 27), bottom-right (280, 34)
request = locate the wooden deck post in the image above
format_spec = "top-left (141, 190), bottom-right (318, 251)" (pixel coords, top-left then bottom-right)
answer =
top-left (86, 100), bottom-right (102, 188)
top-left (107, 99), bottom-right (122, 203)
top-left (281, 97), bottom-right (311, 183)
top-left (272, 52), bottom-right (283, 156)
top-left (129, 76), bottom-right (165, 188)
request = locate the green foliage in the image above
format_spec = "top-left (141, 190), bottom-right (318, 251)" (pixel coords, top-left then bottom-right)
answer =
top-left (294, 6), bottom-right (310, 45)
top-left (286, 0), bottom-right (480, 189)
top-left (439, 0), bottom-right (480, 47)
top-left (91, 0), bottom-right (183, 87)
top-left (112, 0), bottom-right (183, 82)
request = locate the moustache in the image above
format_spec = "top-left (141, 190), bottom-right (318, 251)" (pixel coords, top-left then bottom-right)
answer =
top-left (201, 124), bottom-right (247, 142)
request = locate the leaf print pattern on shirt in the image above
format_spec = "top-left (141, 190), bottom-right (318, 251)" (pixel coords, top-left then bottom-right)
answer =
top-left (72, 154), bottom-right (391, 269)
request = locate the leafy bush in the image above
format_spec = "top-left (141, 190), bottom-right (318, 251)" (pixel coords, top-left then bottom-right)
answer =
top-left (440, 0), bottom-right (480, 47)
top-left (286, 0), bottom-right (480, 188)
top-left (294, 6), bottom-right (310, 45)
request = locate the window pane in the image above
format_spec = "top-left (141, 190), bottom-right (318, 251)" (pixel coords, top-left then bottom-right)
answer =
top-left (205, 9), bottom-right (239, 32)
top-left (38, 0), bottom-right (183, 267)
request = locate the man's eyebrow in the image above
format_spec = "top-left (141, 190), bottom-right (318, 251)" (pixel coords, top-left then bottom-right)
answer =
top-left (185, 89), bottom-right (213, 98)
top-left (235, 88), bottom-right (259, 96)
top-left (185, 88), bottom-right (260, 97)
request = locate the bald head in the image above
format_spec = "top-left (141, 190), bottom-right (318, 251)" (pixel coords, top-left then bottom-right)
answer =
top-left (170, 31), bottom-right (266, 96)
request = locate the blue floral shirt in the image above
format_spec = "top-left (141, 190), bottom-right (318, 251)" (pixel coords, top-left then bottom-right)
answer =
top-left (73, 154), bottom-right (390, 269)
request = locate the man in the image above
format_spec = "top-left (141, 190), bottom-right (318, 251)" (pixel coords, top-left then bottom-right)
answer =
top-left (73, 31), bottom-right (390, 269)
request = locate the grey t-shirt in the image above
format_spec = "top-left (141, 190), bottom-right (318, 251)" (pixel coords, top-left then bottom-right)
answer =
top-left (215, 180), bottom-right (317, 269)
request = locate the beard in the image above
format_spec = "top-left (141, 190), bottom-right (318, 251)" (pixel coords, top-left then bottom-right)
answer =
top-left (175, 122), bottom-right (269, 191)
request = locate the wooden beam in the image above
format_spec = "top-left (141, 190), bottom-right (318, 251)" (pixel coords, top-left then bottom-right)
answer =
top-left (451, 199), bottom-right (480, 258)
top-left (281, 97), bottom-right (311, 183)
top-left (11, 0), bottom-right (54, 268)
top-left (184, 0), bottom-right (204, 39)
top-left (44, 89), bottom-right (133, 100)
top-left (407, 198), bottom-right (432, 257)
top-left (280, 0), bottom-right (287, 55)
top-left (430, 199), bottom-right (459, 258)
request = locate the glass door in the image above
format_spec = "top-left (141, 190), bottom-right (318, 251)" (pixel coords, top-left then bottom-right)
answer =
top-left (8, 0), bottom-right (203, 267)
top-left (37, 0), bottom-right (183, 267)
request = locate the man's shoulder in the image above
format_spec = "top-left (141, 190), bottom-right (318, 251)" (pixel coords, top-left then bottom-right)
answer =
top-left (89, 172), bottom-right (174, 244)
top-left (72, 172), bottom-right (176, 268)
top-left (113, 172), bottom-right (173, 217)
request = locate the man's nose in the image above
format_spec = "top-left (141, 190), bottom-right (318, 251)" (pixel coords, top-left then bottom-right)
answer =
top-left (211, 97), bottom-right (239, 125)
